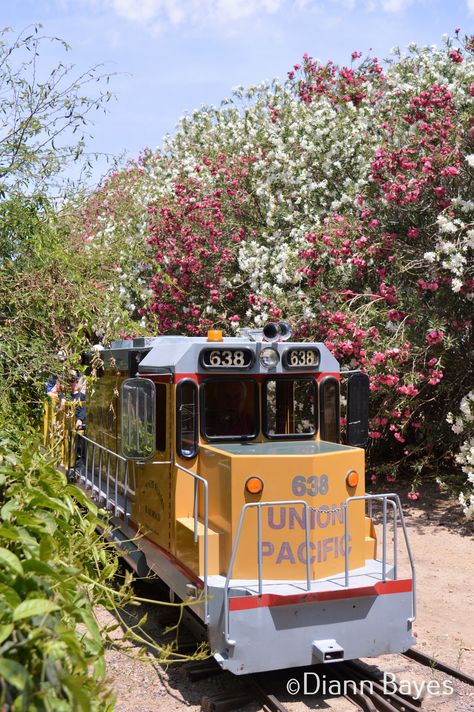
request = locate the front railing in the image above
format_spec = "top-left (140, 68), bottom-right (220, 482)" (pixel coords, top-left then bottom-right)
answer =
top-left (223, 493), bottom-right (416, 646)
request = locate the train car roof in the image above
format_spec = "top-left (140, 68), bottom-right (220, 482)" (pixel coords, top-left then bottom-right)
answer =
top-left (100, 335), bottom-right (339, 375)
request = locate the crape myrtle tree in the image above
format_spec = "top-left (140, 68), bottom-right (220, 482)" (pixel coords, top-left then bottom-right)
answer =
top-left (72, 33), bottom-right (474, 511)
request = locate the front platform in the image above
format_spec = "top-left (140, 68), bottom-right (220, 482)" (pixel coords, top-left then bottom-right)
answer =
top-left (206, 560), bottom-right (415, 674)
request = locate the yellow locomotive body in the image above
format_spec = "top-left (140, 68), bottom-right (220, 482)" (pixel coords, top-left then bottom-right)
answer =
top-left (62, 329), bottom-right (415, 674)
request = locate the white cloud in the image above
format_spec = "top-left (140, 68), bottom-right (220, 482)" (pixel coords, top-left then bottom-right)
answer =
top-left (467, 0), bottom-right (474, 14)
top-left (101, 0), bottom-right (283, 27)
top-left (66, 0), bottom-right (439, 32)
top-left (329, 0), bottom-right (413, 11)
top-left (381, 0), bottom-right (412, 12)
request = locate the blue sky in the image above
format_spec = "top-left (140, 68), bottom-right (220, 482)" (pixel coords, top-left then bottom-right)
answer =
top-left (3, 1), bottom-right (473, 184)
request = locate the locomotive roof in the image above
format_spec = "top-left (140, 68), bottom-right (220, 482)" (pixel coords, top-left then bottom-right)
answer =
top-left (102, 335), bottom-right (340, 375)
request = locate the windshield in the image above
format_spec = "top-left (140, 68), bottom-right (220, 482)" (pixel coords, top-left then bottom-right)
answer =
top-left (264, 378), bottom-right (317, 438)
top-left (202, 379), bottom-right (258, 440)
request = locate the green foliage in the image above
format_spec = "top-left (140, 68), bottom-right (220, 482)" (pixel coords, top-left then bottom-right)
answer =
top-left (0, 428), bottom-right (120, 710)
top-left (0, 25), bottom-right (113, 198)
top-left (0, 25), bottom-right (206, 711)
top-left (0, 27), bottom-right (133, 422)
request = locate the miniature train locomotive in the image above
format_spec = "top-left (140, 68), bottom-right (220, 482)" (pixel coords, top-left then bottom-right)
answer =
top-left (57, 324), bottom-right (416, 674)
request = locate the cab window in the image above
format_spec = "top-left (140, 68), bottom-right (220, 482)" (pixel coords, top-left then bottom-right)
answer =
top-left (201, 379), bottom-right (258, 440)
top-left (121, 378), bottom-right (156, 459)
top-left (176, 379), bottom-right (198, 458)
top-left (319, 377), bottom-right (340, 443)
top-left (263, 378), bottom-right (317, 439)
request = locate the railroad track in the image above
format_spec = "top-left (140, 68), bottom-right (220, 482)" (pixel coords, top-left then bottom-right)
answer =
top-left (182, 646), bottom-right (474, 712)
top-left (126, 579), bottom-right (474, 712)
top-left (402, 647), bottom-right (474, 687)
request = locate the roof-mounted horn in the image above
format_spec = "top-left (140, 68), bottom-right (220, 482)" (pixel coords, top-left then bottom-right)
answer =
top-left (263, 321), bottom-right (292, 342)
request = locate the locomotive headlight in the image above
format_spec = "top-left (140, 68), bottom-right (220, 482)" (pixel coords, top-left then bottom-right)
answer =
top-left (259, 347), bottom-right (279, 369)
top-left (245, 476), bottom-right (264, 495)
top-left (346, 470), bottom-right (359, 488)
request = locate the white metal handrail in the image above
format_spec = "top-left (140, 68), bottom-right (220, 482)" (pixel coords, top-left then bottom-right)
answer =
top-left (223, 493), bottom-right (416, 646)
top-left (70, 433), bottom-right (131, 518)
top-left (175, 463), bottom-right (210, 623)
top-left (345, 493), bottom-right (416, 619)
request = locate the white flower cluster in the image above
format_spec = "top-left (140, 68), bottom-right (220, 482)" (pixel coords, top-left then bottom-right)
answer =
top-left (77, 35), bottom-right (474, 337)
top-left (423, 205), bottom-right (474, 294)
top-left (447, 390), bottom-right (474, 519)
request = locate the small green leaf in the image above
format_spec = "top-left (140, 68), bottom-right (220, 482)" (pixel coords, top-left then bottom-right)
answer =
top-left (0, 582), bottom-right (22, 608)
top-left (93, 654), bottom-right (106, 679)
top-left (1, 499), bottom-right (18, 522)
top-left (0, 623), bottom-right (13, 644)
top-left (0, 525), bottom-right (21, 540)
top-left (39, 534), bottom-right (55, 561)
top-left (0, 547), bottom-right (24, 576)
top-left (77, 608), bottom-right (102, 646)
top-left (13, 598), bottom-right (59, 621)
top-left (22, 558), bottom-right (57, 577)
top-left (28, 493), bottom-right (71, 516)
top-left (0, 657), bottom-right (29, 690)
top-left (62, 674), bottom-right (92, 711)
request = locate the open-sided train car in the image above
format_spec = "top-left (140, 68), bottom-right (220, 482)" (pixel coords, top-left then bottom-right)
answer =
top-left (64, 324), bottom-right (416, 674)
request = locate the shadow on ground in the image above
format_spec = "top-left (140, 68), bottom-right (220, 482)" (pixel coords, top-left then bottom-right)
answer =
top-left (367, 480), bottom-right (474, 537)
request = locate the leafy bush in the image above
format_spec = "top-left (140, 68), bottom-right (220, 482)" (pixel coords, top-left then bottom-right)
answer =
top-left (0, 430), bottom-right (123, 711)
top-left (448, 391), bottom-right (474, 518)
top-left (72, 32), bottom-right (473, 499)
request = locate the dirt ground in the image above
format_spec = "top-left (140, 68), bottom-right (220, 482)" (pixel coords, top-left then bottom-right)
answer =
top-left (98, 486), bottom-right (474, 711)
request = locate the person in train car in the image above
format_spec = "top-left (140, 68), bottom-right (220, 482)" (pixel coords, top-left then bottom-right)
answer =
top-left (60, 372), bottom-right (86, 430)
top-left (46, 375), bottom-right (61, 399)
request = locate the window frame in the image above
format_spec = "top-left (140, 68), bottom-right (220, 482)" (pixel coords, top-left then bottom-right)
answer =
top-left (200, 377), bottom-right (260, 442)
top-left (176, 379), bottom-right (199, 459)
top-left (262, 375), bottom-right (318, 440)
top-left (319, 376), bottom-right (341, 443)
top-left (120, 377), bottom-right (156, 460)
top-left (154, 382), bottom-right (167, 454)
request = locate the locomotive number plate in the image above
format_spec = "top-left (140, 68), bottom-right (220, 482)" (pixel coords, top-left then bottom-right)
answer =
top-left (200, 348), bottom-right (254, 369)
top-left (283, 348), bottom-right (320, 369)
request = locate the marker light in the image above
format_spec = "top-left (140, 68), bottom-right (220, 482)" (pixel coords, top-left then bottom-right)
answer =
top-left (245, 476), bottom-right (264, 494)
top-left (207, 330), bottom-right (223, 342)
top-left (260, 347), bottom-right (280, 369)
top-left (346, 470), bottom-right (359, 488)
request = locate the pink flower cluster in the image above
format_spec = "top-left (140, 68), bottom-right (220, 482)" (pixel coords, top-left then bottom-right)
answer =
top-left (290, 53), bottom-right (385, 108)
top-left (371, 84), bottom-right (460, 208)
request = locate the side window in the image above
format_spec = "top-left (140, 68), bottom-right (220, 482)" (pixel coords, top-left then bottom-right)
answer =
top-left (319, 377), bottom-right (340, 443)
top-left (346, 372), bottom-right (370, 447)
top-left (155, 383), bottom-right (167, 453)
top-left (176, 380), bottom-right (198, 458)
top-left (121, 378), bottom-right (156, 459)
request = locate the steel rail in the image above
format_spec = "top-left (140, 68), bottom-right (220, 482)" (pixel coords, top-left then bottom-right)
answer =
top-left (342, 661), bottom-right (422, 712)
top-left (246, 676), bottom-right (292, 712)
top-left (402, 647), bottom-right (474, 687)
